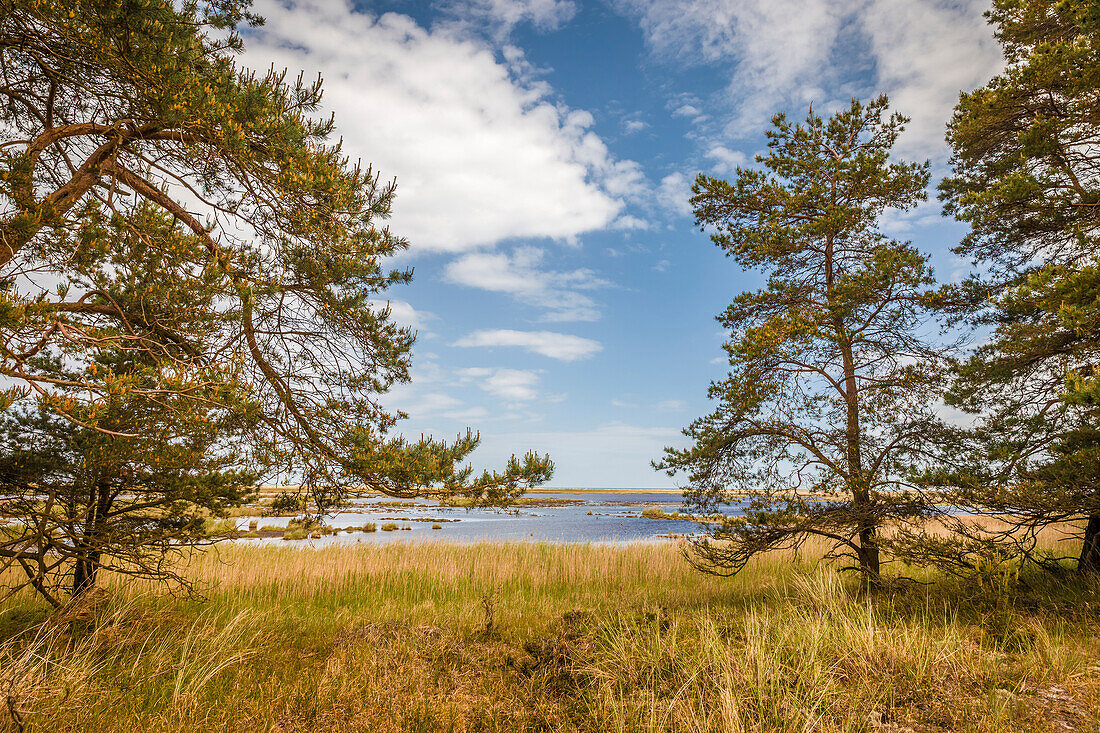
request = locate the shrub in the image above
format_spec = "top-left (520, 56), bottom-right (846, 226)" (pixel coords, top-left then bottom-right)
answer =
top-left (271, 492), bottom-right (305, 515)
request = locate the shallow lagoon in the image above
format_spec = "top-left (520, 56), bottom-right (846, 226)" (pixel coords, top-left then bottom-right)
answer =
top-left (233, 490), bottom-right (703, 545)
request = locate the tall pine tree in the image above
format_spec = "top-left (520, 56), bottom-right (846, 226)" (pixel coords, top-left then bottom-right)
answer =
top-left (933, 0), bottom-right (1100, 574)
top-left (0, 0), bottom-right (552, 601)
top-left (659, 97), bottom-right (946, 587)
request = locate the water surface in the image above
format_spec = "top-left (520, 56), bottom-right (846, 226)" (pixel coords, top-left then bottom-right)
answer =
top-left (234, 490), bottom-right (702, 546)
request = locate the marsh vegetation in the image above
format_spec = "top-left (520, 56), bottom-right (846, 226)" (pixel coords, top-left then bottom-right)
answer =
top-left (2, 536), bottom-right (1097, 732)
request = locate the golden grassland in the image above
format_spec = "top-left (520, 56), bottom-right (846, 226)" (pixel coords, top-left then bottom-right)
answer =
top-left (1, 535), bottom-right (1098, 733)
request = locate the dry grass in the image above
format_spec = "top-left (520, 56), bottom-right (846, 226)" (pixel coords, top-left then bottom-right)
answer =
top-left (0, 539), bottom-right (1097, 732)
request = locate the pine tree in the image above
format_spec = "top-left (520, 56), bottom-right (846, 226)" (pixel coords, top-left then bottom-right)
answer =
top-left (932, 0), bottom-right (1100, 574)
top-left (0, 205), bottom-right (259, 606)
top-left (658, 97), bottom-right (944, 587)
top-left (0, 0), bottom-right (552, 601)
top-left (0, 393), bottom-right (257, 607)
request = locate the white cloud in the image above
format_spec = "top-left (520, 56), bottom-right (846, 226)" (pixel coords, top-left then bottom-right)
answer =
top-left (705, 145), bottom-right (747, 175)
top-left (444, 407), bottom-right (493, 421)
top-left (879, 198), bottom-right (943, 236)
top-left (658, 172), bottom-right (694, 217)
top-left (389, 362), bottom-right (543, 419)
top-left (623, 119), bottom-right (648, 134)
top-left (612, 215), bottom-right (651, 231)
top-left (861, 0), bottom-right (1004, 158)
top-left (620, 0), bottom-right (849, 131)
top-left (671, 102), bottom-right (709, 126)
top-left (456, 367), bottom-right (541, 401)
top-left (387, 390), bottom-right (464, 420)
top-left (455, 367), bottom-right (495, 379)
top-left (246, 0), bottom-right (639, 252)
top-left (444, 246), bottom-right (610, 321)
top-left (618, 0), bottom-right (1003, 159)
top-left (453, 329), bottom-right (602, 361)
top-left (483, 368), bottom-right (541, 401)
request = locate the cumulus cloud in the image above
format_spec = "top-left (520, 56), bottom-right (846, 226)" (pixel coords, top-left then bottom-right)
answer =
top-left (388, 362), bottom-right (542, 418)
top-left (658, 172), bottom-right (694, 217)
top-left (387, 390), bottom-right (501, 422)
top-left (861, 0), bottom-right (1004, 158)
top-left (246, 0), bottom-right (640, 252)
top-left (452, 329), bottom-right (602, 361)
top-left (444, 246), bottom-right (610, 322)
top-left (879, 199), bottom-right (944, 236)
top-left (617, 0), bottom-right (1003, 159)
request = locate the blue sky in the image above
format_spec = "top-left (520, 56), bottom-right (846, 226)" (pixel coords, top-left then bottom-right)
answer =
top-left (241, 0), bottom-right (1003, 487)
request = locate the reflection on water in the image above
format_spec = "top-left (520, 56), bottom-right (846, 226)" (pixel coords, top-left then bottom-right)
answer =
top-left (233, 491), bottom-right (707, 546)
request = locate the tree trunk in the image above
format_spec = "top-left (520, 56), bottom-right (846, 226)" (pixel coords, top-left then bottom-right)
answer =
top-left (72, 550), bottom-right (101, 597)
top-left (1078, 514), bottom-right (1100, 575)
top-left (824, 230), bottom-right (880, 587)
top-left (858, 524), bottom-right (881, 587)
top-left (72, 479), bottom-right (111, 598)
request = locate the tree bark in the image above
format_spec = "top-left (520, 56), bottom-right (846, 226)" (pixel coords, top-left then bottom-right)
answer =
top-left (72, 479), bottom-right (111, 598)
top-left (1078, 514), bottom-right (1100, 574)
top-left (825, 229), bottom-right (880, 587)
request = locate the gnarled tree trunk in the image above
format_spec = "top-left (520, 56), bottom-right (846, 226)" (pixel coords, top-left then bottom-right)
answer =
top-left (72, 479), bottom-right (111, 598)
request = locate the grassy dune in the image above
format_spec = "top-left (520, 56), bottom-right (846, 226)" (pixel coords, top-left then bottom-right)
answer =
top-left (1, 539), bottom-right (1098, 732)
